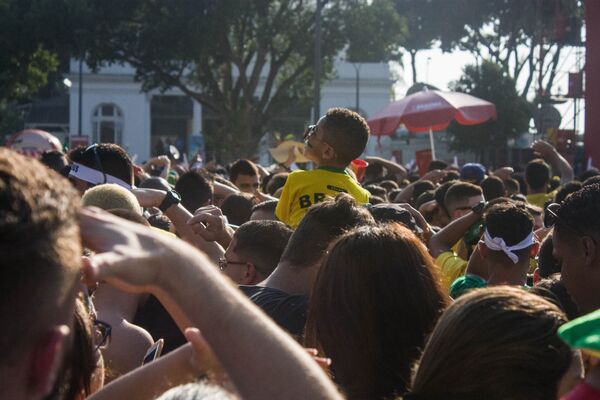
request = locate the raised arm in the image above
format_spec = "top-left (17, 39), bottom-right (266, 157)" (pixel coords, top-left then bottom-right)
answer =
top-left (532, 140), bottom-right (574, 184)
top-left (80, 209), bottom-right (342, 400)
top-left (365, 156), bottom-right (407, 182)
top-left (429, 210), bottom-right (482, 258)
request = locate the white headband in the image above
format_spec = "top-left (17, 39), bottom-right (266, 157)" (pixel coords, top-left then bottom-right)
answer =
top-left (69, 162), bottom-right (132, 190)
top-left (483, 229), bottom-right (535, 264)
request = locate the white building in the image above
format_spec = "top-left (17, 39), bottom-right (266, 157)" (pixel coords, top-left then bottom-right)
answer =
top-left (67, 59), bottom-right (394, 162)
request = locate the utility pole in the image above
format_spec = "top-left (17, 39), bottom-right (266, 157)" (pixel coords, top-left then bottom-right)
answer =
top-left (313, 0), bottom-right (322, 122)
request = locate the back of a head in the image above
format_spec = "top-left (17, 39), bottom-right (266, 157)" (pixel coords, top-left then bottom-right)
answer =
top-left (504, 178), bottom-right (520, 196)
top-left (40, 150), bottom-right (68, 173)
top-left (250, 199), bottom-right (278, 221)
top-left (233, 220), bottom-right (293, 278)
top-left (321, 107), bottom-right (370, 165)
top-left (174, 170), bottom-right (213, 213)
top-left (364, 184), bottom-right (387, 200)
top-left (266, 172), bottom-right (289, 196)
top-left (410, 286), bottom-right (572, 400)
top-left (555, 181), bottom-right (582, 203)
top-left (411, 180), bottom-right (435, 204)
top-left (583, 175), bottom-right (600, 187)
top-left (156, 382), bottom-right (237, 400)
top-left (556, 183), bottom-right (600, 240)
top-left (369, 204), bottom-right (424, 240)
top-left (537, 234), bottom-right (561, 278)
top-left (481, 176), bottom-right (505, 201)
top-left (69, 143), bottom-right (134, 187)
top-left (0, 149), bottom-right (81, 391)
top-left (280, 193), bottom-right (374, 268)
top-left (444, 182), bottom-right (482, 214)
top-left (229, 159), bottom-right (258, 183)
top-left (428, 160), bottom-right (448, 171)
top-left (434, 181), bottom-right (455, 215)
top-left (81, 184), bottom-right (141, 215)
top-left (460, 163), bottom-right (486, 184)
top-left (578, 167), bottom-right (600, 182)
top-left (221, 193), bottom-right (254, 226)
top-left (526, 159), bottom-right (551, 191)
top-left (306, 223), bottom-right (447, 399)
top-left (484, 203), bottom-right (534, 260)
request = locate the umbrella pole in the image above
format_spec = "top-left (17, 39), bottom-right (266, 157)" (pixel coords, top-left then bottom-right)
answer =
top-left (428, 127), bottom-right (437, 160)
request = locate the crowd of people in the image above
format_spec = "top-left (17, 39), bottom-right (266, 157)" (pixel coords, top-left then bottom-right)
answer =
top-left (2, 106), bottom-right (600, 400)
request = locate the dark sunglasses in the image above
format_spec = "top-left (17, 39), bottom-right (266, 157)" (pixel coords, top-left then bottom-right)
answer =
top-left (545, 203), bottom-right (586, 237)
top-left (93, 319), bottom-right (112, 351)
top-left (303, 125), bottom-right (316, 141)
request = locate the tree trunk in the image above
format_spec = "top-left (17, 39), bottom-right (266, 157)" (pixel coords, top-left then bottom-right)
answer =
top-left (410, 50), bottom-right (418, 85)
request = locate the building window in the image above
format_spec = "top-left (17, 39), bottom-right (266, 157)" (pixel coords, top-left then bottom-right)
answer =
top-left (92, 103), bottom-right (123, 144)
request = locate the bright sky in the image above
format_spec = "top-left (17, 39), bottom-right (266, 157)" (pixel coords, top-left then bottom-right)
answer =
top-left (394, 46), bottom-right (586, 134)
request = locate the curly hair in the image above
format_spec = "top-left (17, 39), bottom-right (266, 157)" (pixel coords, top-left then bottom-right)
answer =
top-left (322, 107), bottom-right (370, 165)
top-left (557, 183), bottom-right (600, 239)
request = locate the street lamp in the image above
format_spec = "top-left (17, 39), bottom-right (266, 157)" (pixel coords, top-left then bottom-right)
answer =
top-left (313, 0), bottom-right (323, 122)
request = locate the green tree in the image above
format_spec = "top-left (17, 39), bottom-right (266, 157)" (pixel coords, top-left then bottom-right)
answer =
top-left (447, 60), bottom-right (533, 160)
top-left (83, 0), bottom-right (401, 160)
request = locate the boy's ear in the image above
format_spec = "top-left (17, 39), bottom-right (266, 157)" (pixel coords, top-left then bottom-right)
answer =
top-left (322, 145), bottom-right (336, 161)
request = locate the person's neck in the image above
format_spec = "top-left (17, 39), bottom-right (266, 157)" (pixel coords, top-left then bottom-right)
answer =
top-left (314, 161), bottom-right (347, 171)
top-left (261, 261), bottom-right (318, 296)
top-left (487, 263), bottom-right (529, 286)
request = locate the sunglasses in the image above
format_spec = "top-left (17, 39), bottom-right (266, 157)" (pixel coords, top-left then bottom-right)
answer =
top-left (93, 319), bottom-right (112, 351)
top-left (545, 202), bottom-right (588, 238)
top-left (218, 257), bottom-right (246, 271)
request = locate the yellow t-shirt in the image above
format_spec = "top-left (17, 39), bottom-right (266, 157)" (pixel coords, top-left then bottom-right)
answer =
top-left (526, 190), bottom-right (557, 208)
top-left (275, 167), bottom-right (370, 228)
top-left (435, 251), bottom-right (468, 293)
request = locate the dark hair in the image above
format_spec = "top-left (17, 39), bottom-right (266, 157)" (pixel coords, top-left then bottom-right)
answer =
top-left (69, 143), bottom-right (134, 186)
top-left (233, 220), bottom-right (293, 277)
top-left (481, 176), bottom-right (505, 201)
top-left (369, 204), bottom-right (424, 240)
top-left (415, 190), bottom-right (435, 210)
top-left (537, 233), bottom-right (561, 278)
top-left (0, 149), bottom-right (81, 366)
top-left (252, 199), bottom-right (278, 214)
top-left (583, 175), bottom-right (600, 187)
top-left (363, 184), bottom-right (387, 200)
top-left (412, 180), bottom-right (435, 204)
top-left (266, 172), bottom-right (289, 195)
top-left (444, 182), bottom-right (482, 214)
top-left (379, 180), bottom-right (399, 192)
top-left (221, 193), bottom-right (255, 226)
top-left (280, 193), bottom-right (374, 268)
top-left (175, 171), bottom-right (214, 213)
top-left (428, 160), bottom-right (448, 171)
top-left (305, 224), bottom-right (448, 399)
top-left (40, 150), bottom-right (68, 173)
top-left (409, 287), bottom-right (572, 400)
top-left (322, 107), bottom-right (370, 165)
top-left (229, 159), bottom-right (258, 183)
top-left (578, 167), bottom-right (600, 182)
top-left (556, 183), bottom-right (600, 239)
top-left (147, 213), bottom-right (173, 233)
top-left (440, 170), bottom-right (459, 183)
top-left (531, 275), bottom-right (579, 320)
top-left (503, 178), bottom-right (520, 195)
top-left (484, 203), bottom-right (534, 248)
top-left (368, 195), bottom-right (385, 205)
top-left (364, 163), bottom-right (385, 183)
top-left (512, 173), bottom-right (528, 195)
top-left (525, 159), bottom-right (551, 191)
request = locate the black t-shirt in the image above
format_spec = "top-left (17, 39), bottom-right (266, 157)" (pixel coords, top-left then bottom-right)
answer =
top-left (133, 295), bottom-right (186, 354)
top-left (239, 285), bottom-right (308, 338)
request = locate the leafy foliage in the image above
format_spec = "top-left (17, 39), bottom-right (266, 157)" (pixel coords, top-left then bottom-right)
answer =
top-left (447, 61), bottom-right (533, 157)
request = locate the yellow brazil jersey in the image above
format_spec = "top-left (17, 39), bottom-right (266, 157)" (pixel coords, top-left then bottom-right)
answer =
top-left (275, 167), bottom-right (370, 228)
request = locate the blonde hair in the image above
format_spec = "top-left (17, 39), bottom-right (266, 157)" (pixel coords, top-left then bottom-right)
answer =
top-left (82, 184), bottom-right (141, 215)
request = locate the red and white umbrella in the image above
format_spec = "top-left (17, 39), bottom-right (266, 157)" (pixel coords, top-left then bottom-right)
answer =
top-left (368, 90), bottom-right (497, 159)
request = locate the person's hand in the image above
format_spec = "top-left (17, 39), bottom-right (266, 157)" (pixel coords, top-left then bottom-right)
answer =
top-left (133, 165), bottom-right (151, 182)
top-left (79, 208), bottom-right (180, 294)
top-left (532, 140), bottom-right (558, 160)
top-left (492, 167), bottom-right (514, 181)
top-left (304, 348), bottom-right (331, 374)
top-left (187, 206), bottom-right (230, 243)
top-left (132, 188), bottom-right (166, 208)
top-left (144, 156), bottom-right (171, 169)
top-left (421, 169), bottom-right (447, 183)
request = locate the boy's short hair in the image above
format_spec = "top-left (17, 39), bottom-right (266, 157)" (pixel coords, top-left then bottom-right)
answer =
top-left (81, 184), bottom-right (141, 215)
top-left (229, 159), bottom-right (259, 183)
top-left (233, 220), bottom-right (293, 277)
top-left (322, 107), bottom-right (370, 165)
top-left (280, 193), bottom-right (374, 268)
top-left (481, 176), bottom-right (505, 201)
top-left (525, 159), bottom-right (551, 191)
top-left (503, 178), bottom-right (520, 195)
top-left (175, 170), bottom-right (214, 213)
top-left (69, 143), bottom-right (134, 186)
top-left (444, 182), bottom-right (482, 213)
top-left (484, 203), bottom-right (534, 247)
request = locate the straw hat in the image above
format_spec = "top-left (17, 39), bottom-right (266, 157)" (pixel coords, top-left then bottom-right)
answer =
top-left (268, 140), bottom-right (310, 164)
